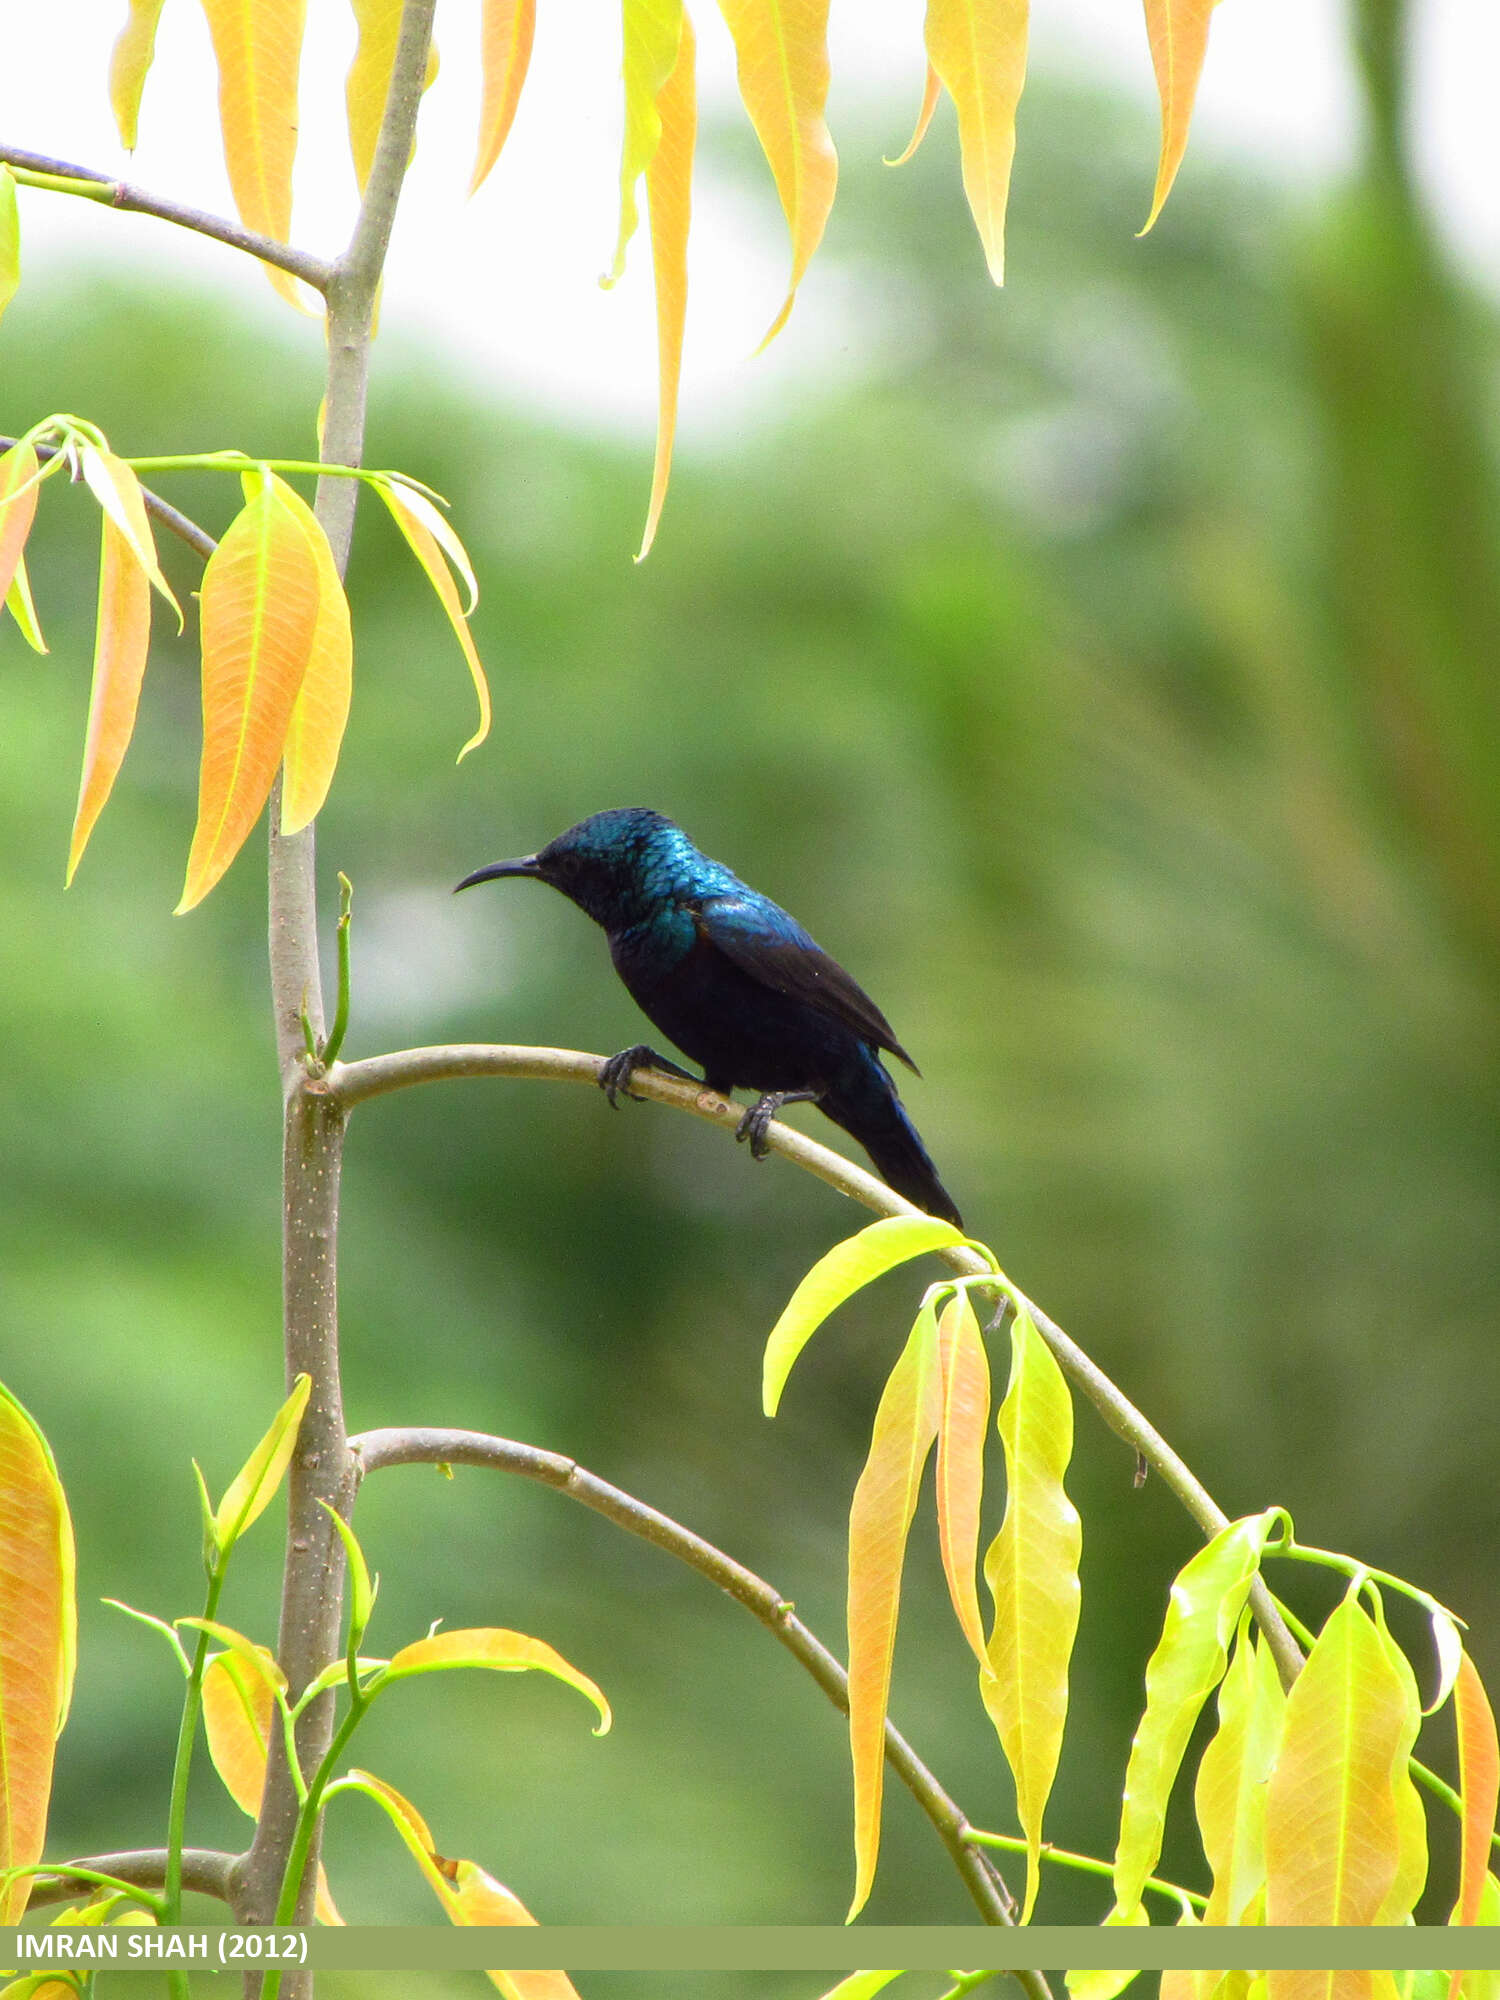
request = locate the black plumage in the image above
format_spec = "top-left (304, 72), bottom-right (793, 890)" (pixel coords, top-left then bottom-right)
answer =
top-left (455, 808), bottom-right (963, 1228)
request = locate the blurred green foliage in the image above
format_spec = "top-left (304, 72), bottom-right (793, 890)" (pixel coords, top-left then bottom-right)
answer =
top-left (2, 28), bottom-right (1499, 1977)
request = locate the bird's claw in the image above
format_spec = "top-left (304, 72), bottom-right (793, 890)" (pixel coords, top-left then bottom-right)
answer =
top-left (735, 1099), bottom-right (775, 1160)
top-left (599, 1045), bottom-right (655, 1108)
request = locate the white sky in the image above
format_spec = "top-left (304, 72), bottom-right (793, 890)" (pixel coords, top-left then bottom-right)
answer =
top-left (1, 3), bottom-right (1496, 441)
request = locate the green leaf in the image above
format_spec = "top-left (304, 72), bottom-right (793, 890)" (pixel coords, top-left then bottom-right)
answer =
top-left (211, 1374), bottom-right (312, 1554)
top-left (817, 1979), bottom-right (906, 2000)
top-left (0, 168), bottom-right (19, 326)
top-left (1195, 1622), bottom-right (1285, 1924)
top-left (1064, 1907), bottom-right (1149, 2000)
top-left (319, 1501), bottom-right (376, 1646)
top-left (763, 1214), bottom-right (967, 1415)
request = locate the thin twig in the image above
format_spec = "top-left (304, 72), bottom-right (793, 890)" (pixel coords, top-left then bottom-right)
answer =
top-left (0, 435), bottom-right (219, 562)
top-left (329, 1044), bottom-right (1306, 1690)
top-left (27, 1848), bottom-right (237, 1911)
top-left (0, 144), bottom-right (332, 291)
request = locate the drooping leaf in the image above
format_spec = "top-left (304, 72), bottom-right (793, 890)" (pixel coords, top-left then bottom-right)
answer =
top-left (1195, 1624), bottom-right (1285, 1925)
top-left (201, 1642), bottom-right (287, 1815)
top-left (0, 1384), bottom-right (77, 1923)
top-left (1063, 1909), bottom-right (1149, 2000)
top-left (1428, 1605), bottom-right (1464, 1716)
top-left (845, 1306), bottom-right (942, 1920)
top-left (211, 1373), bottom-right (312, 1551)
top-left (1140, 0), bottom-right (1218, 233)
top-left (1452, 1651), bottom-right (1500, 1935)
top-left (110, 0), bottom-right (169, 147)
top-left (318, 1501), bottom-right (376, 1644)
top-left (717, 0), bottom-right (838, 346)
top-left (607, 0), bottom-right (683, 285)
top-left (382, 1628), bottom-right (611, 1734)
top-left (6, 555), bottom-right (47, 653)
top-left (1112, 1508), bottom-right (1282, 1920)
top-left (762, 1214), bottom-right (967, 1415)
top-left (0, 442), bottom-right (42, 613)
top-left (981, 1302), bottom-right (1081, 1922)
top-left (636, 7), bottom-right (696, 562)
top-left (1453, 1876), bottom-right (1500, 2000)
top-left (924, 0), bottom-right (1028, 284)
top-left (934, 1290), bottom-right (989, 1664)
top-left (272, 483), bottom-right (353, 835)
top-left (345, 0), bottom-right (441, 193)
top-left (0, 168), bottom-right (20, 326)
top-left (178, 470), bottom-right (324, 911)
top-left (1263, 1588), bottom-right (1419, 1944)
top-left (471, 0), bottom-right (536, 192)
top-left (78, 450), bottom-right (181, 623)
top-left (886, 63), bottom-right (941, 168)
top-left (198, 0), bottom-right (307, 307)
top-left (370, 479), bottom-right (490, 759)
top-left (1364, 1591), bottom-right (1427, 1925)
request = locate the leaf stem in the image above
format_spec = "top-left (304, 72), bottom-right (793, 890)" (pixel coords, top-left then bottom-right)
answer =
top-left (162, 1567), bottom-right (227, 1921)
top-left (320, 876), bottom-right (354, 1068)
top-left (965, 1828), bottom-right (1207, 1910)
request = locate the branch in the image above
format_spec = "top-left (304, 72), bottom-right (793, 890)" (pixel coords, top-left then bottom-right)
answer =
top-left (350, 1428), bottom-right (1036, 1957)
top-left (27, 1848), bottom-right (236, 1910)
top-left (0, 436), bottom-right (218, 563)
top-left (0, 144), bottom-right (332, 291)
top-left (329, 1043), bottom-right (1306, 1689)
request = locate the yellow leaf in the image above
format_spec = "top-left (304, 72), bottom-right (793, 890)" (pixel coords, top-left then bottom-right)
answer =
top-left (981, 1303), bottom-right (1080, 1923)
top-left (470, 0), bottom-right (536, 193)
top-left (68, 499), bottom-right (154, 884)
top-left (273, 485), bottom-right (353, 835)
top-left (924, 0), bottom-right (1028, 284)
top-left (1453, 1652), bottom-right (1500, 1936)
top-left (0, 442), bottom-right (42, 611)
top-left (1365, 1592), bottom-right (1426, 1925)
top-left (1064, 1910), bottom-right (1148, 2000)
top-left (211, 1373), bottom-right (312, 1549)
top-left (0, 1384), bottom-right (77, 1924)
top-left (384, 1627), bottom-right (612, 1734)
top-left (198, 0), bottom-right (307, 308)
top-left (110, 0), bottom-right (169, 148)
top-left (886, 63), bottom-right (941, 168)
top-left (0, 167), bottom-right (19, 326)
top-left (717, 0), bottom-right (838, 347)
top-left (1196, 1626), bottom-right (1284, 1925)
top-left (636, 8), bottom-right (696, 561)
top-left (607, 0), bottom-right (683, 287)
top-left (1140, 0), bottom-right (1218, 233)
top-left (202, 1643), bottom-right (286, 1815)
top-left (933, 1291), bottom-right (988, 1665)
top-left (78, 450), bottom-right (181, 625)
top-left (372, 480), bottom-right (490, 758)
top-left (845, 1305), bottom-right (942, 1919)
top-left (346, 0), bottom-right (440, 193)
top-left (6, 554), bottom-right (47, 653)
top-left (178, 471), bottom-right (323, 911)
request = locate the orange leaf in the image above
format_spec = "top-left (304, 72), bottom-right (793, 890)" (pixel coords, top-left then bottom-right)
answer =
top-left (0, 442), bottom-right (41, 609)
top-left (202, 1645), bottom-right (285, 1816)
top-left (274, 488), bottom-right (352, 835)
top-left (1453, 1651), bottom-right (1500, 1935)
top-left (0, 1385), bottom-right (77, 1924)
top-left (845, 1306), bottom-right (942, 1919)
top-left (470, 0), bottom-right (536, 193)
top-left (717, 0), bottom-right (838, 347)
top-left (110, 0), bottom-right (168, 148)
top-left (887, 62), bottom-right (942, 168)
top-left (178, 469), bottom-right (322, 912)
top-left (198, 0), bottom-right (307, 308)
top-left (933, 1291), bottom-right (989, 1664)
top-left (924, 0), bottom-right (1028, 284)
top-left (373, 480), bottom-right (490, 758)
top-left (67, 501), bottom-right (153, 884)
top-left (637, 9), bottom-right (696, 561)
top-left (1140, 0), bottom-right (1217, 233)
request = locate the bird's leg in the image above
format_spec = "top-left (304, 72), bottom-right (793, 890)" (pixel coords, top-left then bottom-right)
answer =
top-left (735, 1090), bottom-right (821, 1160)
top-left (598, 1044), bottom-right (698, 1107)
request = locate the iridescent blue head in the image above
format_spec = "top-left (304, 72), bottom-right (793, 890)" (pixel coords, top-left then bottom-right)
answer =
top-left (455, 807), bottom-right (735, 929)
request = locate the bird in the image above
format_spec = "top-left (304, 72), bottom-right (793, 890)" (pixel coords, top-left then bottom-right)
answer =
top-left (455, 807), bottom-right (964, 1229)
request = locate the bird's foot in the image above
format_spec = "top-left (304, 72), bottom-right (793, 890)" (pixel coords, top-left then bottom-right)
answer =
top-left (735, 1090), bottom-right (820, 1160)
top-left (599, 1045), bottom-right (696, 1107)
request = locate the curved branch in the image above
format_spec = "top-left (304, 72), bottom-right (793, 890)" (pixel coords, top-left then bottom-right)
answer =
top-left (26, 1848), bottom-right (236, 1910)
top-left (350, 1426), bottom-right (1033, 1952)
top-left (0, 436), bottom-right (219, 563)
top-left (0, 144), bottom-right (331, 292)
top-left (330, 1043), bottom-right (1305, 1689)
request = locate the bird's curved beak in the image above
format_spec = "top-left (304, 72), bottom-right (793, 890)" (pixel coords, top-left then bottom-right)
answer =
top-left (453, 855), bottom-right (543, 893)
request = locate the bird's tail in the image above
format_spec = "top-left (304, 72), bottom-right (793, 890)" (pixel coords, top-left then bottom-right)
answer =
top-left (822, 1063), bottom-right (964, 1231)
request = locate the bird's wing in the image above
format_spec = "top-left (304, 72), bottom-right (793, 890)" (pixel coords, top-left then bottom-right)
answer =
top-left (691, 894), bottom-right (920, 1073)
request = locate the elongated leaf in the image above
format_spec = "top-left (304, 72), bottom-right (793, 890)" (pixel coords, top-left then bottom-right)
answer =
top-left (1113, 1508), bottom-right (1281, 1919)
top-left (608, 0), bottom-right (683, 285)
top-left (371, 480), bottom-right (490, 759)
top-left (318, 1501), bottom-right (376, 1643)
top-left (887, 64), bottom-right (941, 167)
top-left (934, 1291), bottom-right (989, 1663)
top-left (717, 0), bottom-right (837, 346)
top-left (0, 443), bottom-right (41, 613)
top-left (211, 1373), bottom-right (312, 1551)
top-left (345, 0), bottom-right (441, 192)
top-left (982, 1302), bottom-right (1080, 1922)
top-left (273, 483), bottom-right (352, 835)
top-left (0, 168), bottom-right (19, 326)
top-left (1454, 1876), bottom-right (1500, 2000)
top-left (818, 1980), bottom-right (905, 2000)
top-left (179, 470), bottom-right (323, 911)
top-left (6, 555), bottom-right (47, 653)
top-left (0, 1385), bottom-right (77, 1923)
top-left (1365, 1591), bottom-right (1426, 1925)
top-left (68, 484), bottom-right (156, 883)
top-left (763, 1215), bottom-right (966, 1415)
top-left (110, 0), bottom-right (169, 147)
top-left (202, 1642), bottom-right (286, 1815)
top-left (1263, 1589), bottom-right (1417, 1942)
top-left (79, 450), bottom-right (180, 623)
top-left (846, 1306), bottom-right (942, 1919)
top-left (1195, 1625), bottom-right (1285, 1925)
top-left (1140, 0), bottom-right (1217, 233)
top-left (198, 0), bottom-right (307, 306)
top-left (383, 1628), bottom-right (611, 1734)
top-left (636, 7), bottom-right (696, 562)
top-left (471, 0), bottom-right (536, 192)
top-left (1453, 1651), bottom-right (1500, 1931)
top-left (924, 0), bottom-right (1028, 284)
top-left (1064, 1910), bottom-right (1148, 2000)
